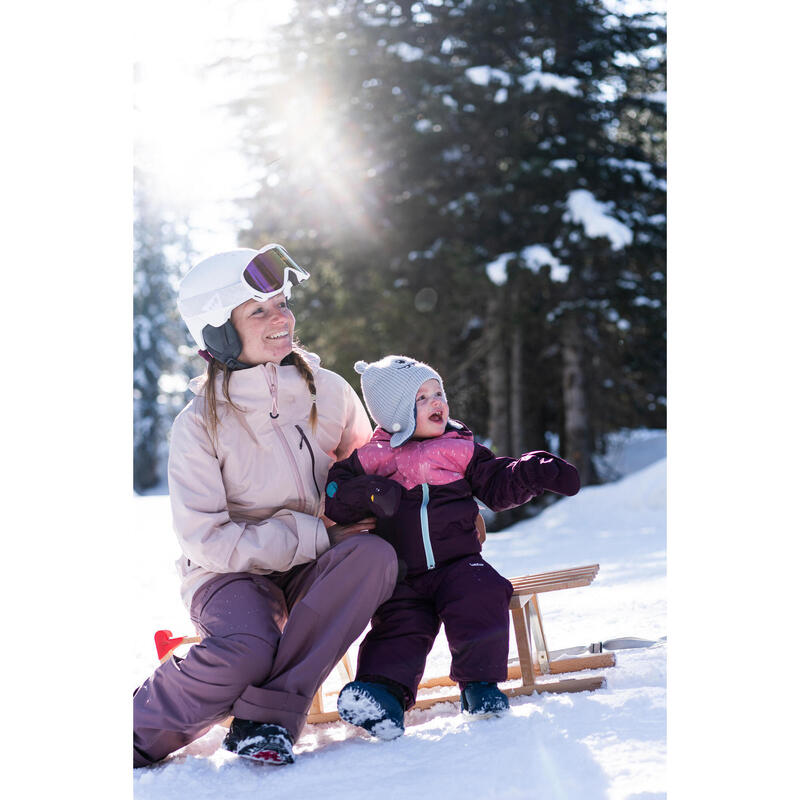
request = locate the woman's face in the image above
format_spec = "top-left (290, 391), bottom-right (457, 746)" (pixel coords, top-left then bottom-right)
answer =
top-left (231, 293), bottom-right (296, 365)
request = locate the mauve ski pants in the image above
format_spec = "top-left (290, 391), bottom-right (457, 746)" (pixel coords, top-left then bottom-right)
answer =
top-left (133, 534), bottom-right (397, 767)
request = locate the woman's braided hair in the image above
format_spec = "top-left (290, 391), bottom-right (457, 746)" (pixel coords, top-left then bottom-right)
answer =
top-left (285, 348), bottom-right (319, 432)
top-left (202, 342), bottom-right (318, 443)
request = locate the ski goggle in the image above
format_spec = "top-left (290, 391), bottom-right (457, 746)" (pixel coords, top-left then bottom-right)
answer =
top-left (178, 244), bottom-right (310, 331)
top-left (242, 243), bottom-right (310, 301)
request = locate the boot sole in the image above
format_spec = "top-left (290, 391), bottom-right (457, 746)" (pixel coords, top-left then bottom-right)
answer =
top-left (463, 708), bottom-right (509, 719)
top-left (461, 700), bottom-right (510, 718)
top-left (238, 750), bottom-right (294, 766)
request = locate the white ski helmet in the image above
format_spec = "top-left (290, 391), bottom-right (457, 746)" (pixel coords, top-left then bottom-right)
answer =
top-left (177, 243), bottom-right (309, 368)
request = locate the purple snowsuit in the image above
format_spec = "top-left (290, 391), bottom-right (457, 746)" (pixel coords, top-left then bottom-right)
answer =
top-left (324, 421), bottom-right (580, 706)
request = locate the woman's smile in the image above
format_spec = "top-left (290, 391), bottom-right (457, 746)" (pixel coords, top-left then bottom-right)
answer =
top-left (231, 293), bottom-right (296, 365)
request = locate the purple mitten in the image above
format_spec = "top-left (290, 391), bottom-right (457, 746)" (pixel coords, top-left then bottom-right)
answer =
top-left (521, 451), bottom-right (581, 496)
top-left (325, 473), bottom-right (402, 521)
top-left (366, 478), bottom-right (402, 518)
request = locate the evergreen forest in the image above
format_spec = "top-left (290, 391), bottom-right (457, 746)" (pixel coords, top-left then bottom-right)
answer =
top-left (134, 0), bottom-right (666, 530)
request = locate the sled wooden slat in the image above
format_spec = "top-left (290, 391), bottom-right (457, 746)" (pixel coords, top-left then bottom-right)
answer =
top-left (508, 568), bottom-right (599, 596)
top-left (387, 675), bottom-right (608, 716)
top-left (425, 653), bottom-right (615, 689)
top-left (507, 653), bottom-right (615, 678)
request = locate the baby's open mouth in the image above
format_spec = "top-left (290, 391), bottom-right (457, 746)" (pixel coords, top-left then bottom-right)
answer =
top-left (429, 411), bottom-right (443, 422)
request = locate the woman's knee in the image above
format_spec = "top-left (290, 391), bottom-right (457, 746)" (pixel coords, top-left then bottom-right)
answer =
top-left (348, 534), bottom-right (398, 581)
top-left (343, 533), bottom-right (396, 564)
top-left (330, 534), bottom-right (398, 600)
top-left (191, 633), bottom-right (276, 688)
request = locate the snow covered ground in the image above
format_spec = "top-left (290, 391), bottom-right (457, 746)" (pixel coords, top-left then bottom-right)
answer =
top-left (132, 433), bottom-right (666, 799)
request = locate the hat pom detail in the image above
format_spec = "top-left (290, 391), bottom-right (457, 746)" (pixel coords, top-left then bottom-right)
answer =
top-left (354, 360), bottom-right (369, 374)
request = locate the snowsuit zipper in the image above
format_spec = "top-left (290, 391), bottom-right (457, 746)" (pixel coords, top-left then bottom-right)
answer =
top-left (420, 482), bottom-right (435, 570)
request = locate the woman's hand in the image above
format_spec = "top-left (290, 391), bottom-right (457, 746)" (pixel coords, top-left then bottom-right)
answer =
top-left (475, 512), bottom-right (486, 545)
top-left (321, 513), bottom-right (378, 545)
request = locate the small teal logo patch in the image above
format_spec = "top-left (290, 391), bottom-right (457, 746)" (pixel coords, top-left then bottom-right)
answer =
top-left (326, 481), bottom-right (338, 498)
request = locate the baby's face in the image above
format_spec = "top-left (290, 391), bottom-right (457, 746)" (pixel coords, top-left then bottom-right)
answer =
top-left (412, 379), bottom-right (449, 439)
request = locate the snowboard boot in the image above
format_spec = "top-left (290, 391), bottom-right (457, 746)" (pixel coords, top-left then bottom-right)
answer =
top-left (460, 682), bottom-right (510, 716)
top-left (337, 680), bottom-right (405, 740)
top-left (222, 718), bottom-right (295, 765)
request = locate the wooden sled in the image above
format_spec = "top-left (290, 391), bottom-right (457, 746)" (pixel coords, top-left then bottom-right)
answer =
top-left (306, 562), bottom-right (614, 722)
top-left (153, 550), bottom-right (614, 726)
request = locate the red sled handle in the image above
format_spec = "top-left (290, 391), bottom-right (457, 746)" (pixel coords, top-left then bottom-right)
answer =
top-left (154, 629), bottom-right (201, 663)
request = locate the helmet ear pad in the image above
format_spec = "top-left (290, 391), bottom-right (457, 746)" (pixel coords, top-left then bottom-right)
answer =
top-left (202, 320), bottom-right (249, 370)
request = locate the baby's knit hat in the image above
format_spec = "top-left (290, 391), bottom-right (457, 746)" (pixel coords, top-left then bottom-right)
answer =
top-left (354, 355), bottom-right (446, 447)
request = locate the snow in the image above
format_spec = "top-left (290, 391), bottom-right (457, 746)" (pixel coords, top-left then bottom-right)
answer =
top-left (133, 433), bottom-right (667, 798)
top-left (465, 66), bottom-right (512, 87)
top-left (594, 428), bottom-right (666, 482)
top-left (387, 42), bottom-right (425, 62)
top-left (484, 187), bottom-right (637, 285)
top-left (519, 69), bottom-right (581, 97)
top-left (486, 244), bottom-right (570, 285)
top-left (464, 65), bottom-right (581, 97)
top-left (563, 190), bottom-right (633, 250)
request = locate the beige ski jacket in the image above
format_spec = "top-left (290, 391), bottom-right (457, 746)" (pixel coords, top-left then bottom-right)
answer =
top-left (167, 352), bottom-right (373, 607)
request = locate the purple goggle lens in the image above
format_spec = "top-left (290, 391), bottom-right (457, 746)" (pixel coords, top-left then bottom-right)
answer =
top-left (243, 245), bottom-right (309, 298)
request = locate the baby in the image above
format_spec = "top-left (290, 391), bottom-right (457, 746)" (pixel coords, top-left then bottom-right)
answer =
top-left (324, 355), bottom-right (580, 739)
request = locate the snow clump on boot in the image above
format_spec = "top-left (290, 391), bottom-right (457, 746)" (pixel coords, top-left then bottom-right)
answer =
top-left (337, 680), bottom-right (405, 740)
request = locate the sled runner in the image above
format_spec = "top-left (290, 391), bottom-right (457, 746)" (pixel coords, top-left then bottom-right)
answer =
top-left (153, 564), bottom-right (614, 725)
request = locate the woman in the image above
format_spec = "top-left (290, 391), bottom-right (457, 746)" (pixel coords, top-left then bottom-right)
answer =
top-left (133, 244), bottom-right (398, 767)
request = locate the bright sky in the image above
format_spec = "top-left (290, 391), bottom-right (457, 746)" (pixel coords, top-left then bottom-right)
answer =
top-left (134, 0), bottom-right (295, 256)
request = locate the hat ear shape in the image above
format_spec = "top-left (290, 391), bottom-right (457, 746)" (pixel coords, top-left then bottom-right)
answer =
top-left (354, 360), bottom-right (369, 374)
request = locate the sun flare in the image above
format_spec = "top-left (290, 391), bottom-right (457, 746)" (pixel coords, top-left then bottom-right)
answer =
top-left (134, 0), bottom-right (296, 249)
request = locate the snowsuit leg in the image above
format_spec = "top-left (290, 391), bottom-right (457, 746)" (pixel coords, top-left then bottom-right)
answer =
top-left (434, 555), bottom-right (513, 687)
top-left (133, 534), bottom-right (396, 767)
top-left (355, 579), bottom-right (441, 707)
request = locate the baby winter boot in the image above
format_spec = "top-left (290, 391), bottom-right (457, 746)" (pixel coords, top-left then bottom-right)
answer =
top-left (460, 682), bottom-right (510, 716)
top-left (337, 680), bottom-right (406, 740)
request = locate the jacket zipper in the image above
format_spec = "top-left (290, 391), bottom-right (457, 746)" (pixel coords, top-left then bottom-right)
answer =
top-left (265, 363), bottom-right (309, 512)
top-left (420, 482), bottom-right (435, 570)
top-left (296, 425), bottom-right (321, 499)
